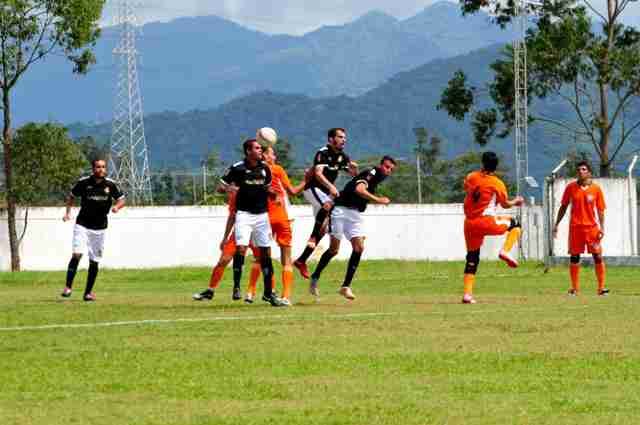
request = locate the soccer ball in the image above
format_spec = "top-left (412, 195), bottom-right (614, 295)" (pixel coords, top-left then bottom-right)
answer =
top-left (256, 127), bottom-right (278, 145)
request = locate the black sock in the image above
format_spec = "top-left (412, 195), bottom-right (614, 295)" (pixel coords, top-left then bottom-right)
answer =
top-left (311, 250), bottom-right (335, 280)
top-left (296, 246), bottom-right (315, 264)
top-left (233, 254), bottom-right (245, 289)
top-left (66, 257), bottom-right (80, 289)
top-left (261, 255), bottom-right (274, 297)
top-left (84, 260), bottom-right (99, 296)
top-left (310, 209), bottom-right (329, 240)
top-left (343, 251), bottom-right (362, 288)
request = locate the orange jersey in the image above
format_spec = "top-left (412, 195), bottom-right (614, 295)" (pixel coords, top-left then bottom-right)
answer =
top-left (267, 164), bottom-right (292, 223)
top-left (561, 181), bottom-right (605, 227)
top-left (463, 171), bottom-right (509, 219)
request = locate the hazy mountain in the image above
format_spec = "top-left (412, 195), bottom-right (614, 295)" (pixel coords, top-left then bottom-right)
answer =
top-left (14, 2), bottom-right (512, 125)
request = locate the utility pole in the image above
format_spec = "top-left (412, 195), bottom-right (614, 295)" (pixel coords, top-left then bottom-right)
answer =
top-left (110, 0), bottom-right (153, 205)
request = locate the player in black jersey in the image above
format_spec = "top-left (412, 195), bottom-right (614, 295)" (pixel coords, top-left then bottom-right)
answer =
top-left (218, 139), bottom-right (283, 307)
top-left (61, 159), bottom-right (125, 301)
top-left (309, 156), bottom-right (396, 300)
top-left (294, 128), bottom-right (358, 285)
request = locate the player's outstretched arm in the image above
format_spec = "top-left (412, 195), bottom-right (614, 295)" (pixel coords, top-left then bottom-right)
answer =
top-left (354, 183), bottom-right (390, 205)
top-left (63, 194), bottom-right (74, 222)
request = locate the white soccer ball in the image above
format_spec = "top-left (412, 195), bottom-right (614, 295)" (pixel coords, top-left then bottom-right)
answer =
top-left (256, 127), bottom-right (278, 145)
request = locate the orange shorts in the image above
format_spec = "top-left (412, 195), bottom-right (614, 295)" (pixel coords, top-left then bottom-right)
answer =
top-left (464, 215), bottom-right (511, 251)
top-left (222, 233), bottom-right (259, 257)
top-left (271, 220), bottom-right (293, 247)
top-left (568, 225), bottom-right (602, 255)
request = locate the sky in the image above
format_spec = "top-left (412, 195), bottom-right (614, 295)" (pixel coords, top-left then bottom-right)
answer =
top-left (102, 0), bottom-right (639, 35)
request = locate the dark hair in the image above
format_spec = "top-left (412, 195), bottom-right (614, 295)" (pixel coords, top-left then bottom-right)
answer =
top-left (481, 151), bottom-right (499, 172)
top-left (91, 158), bottom-right (106, 168)
top-left (381, 155), bottom-right (396, 165)
top-left (576, 160), bottom-right (592, 173)
top-left (328, 128), bottom-right (346, 140)
top-left (243, 139), bottom-right (258, 156)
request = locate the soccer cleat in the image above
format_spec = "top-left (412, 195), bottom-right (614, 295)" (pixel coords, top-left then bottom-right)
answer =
top-left (279, 298), bottom-right (292, 307)
top-left (232, 286), bottom-right (242, 301)
top-left (83, 293), bottom-right (96, 302)
top-left (262, 293), bottom-right (285, 307)
top-left (192, 289), bottom-right (214, 301)
top-left (498, 250), bottom-right (518, 268)
top-left (294, 260), bottom-right (310, 280)
top-left (462, 294), bottom-right (476, 304)
top-left (598, 289), bottom-right (610, 296)
top-left (567, 289), bottom-right (578, 296)
top-left (309, 277), bottom-right (320, 297)
top-left (339, 286), bottom-right (355, 300)
top-left (244, 293), bottom-right (255, 304)
top-left (61, 287), bottom-right (72, 298)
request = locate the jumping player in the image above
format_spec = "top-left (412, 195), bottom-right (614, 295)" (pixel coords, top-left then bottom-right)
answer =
top-left (294, 128), bottom-right (358, 289)
top-left (309, 156), bottom-right (395, 300)
top-left (462, 151), bottom-right (523, 304)
top-left (553, 161), bottom-right (608, 296)
top-left (61, 159), bottom-right (125, 301)
top-left (218, 139), bottom-right (283, 307)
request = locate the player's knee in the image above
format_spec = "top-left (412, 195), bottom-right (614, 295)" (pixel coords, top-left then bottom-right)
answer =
top-left (509, 217), bottom-right (521, 230)
top-left (236, 246), bottom-right (248, 256)
top-left (327, 247), bottom-right (339, 257)
top-left (464, 250), bottom-right (480, 274)
top-left (570, 255), bottom-right (580, 264)
top-left (72, 253), bottom-right (83, 260)
top-left (322, 202), bottom-right (333, 211)
top-left (592, 254), bottom-right (603, 264)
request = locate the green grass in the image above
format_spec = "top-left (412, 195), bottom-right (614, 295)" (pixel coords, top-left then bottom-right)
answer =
top-left (1, 260), bottom-right (640, 424)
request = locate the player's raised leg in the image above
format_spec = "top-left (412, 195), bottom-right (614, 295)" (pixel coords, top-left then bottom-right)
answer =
top-left (498, 217), bottom-right (521, 268)
top-left (309, 236), bottom-right (341, 297)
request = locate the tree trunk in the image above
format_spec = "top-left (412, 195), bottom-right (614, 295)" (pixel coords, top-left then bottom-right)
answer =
top-left (2, 88), bottom-right (20, 271)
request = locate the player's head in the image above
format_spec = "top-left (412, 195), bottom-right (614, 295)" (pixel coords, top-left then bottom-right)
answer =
top-left (328, 128), bottom-right (346, 151)
top-left (243, 139), bottom-right (263, 161)
top-left (576, 160), bottom-right (592, 181)
top-left (263, 144), bottom-right (276, 165)
top-left (92, 159), bottom-right (107, 179)
top-left (379, 155), bottom-right (396, 176)
top-left (481, 151), bottom-right (499, 173)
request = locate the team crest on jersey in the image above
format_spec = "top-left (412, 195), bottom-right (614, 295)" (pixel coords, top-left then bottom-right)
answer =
top-left (586, 194), bottom-right (594, 203)
top-left (338, 155), bottom-right (343, 162)
top-left (104, 187), bottom-right (110, 194)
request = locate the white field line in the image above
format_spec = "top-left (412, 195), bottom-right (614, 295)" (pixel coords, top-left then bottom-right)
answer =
top-left (0, 306), bottom-right (592, 333)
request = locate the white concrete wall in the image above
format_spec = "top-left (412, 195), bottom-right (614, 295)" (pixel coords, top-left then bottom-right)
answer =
top-left (0, 204), bottom-right (545, 271)
top-left (545, 178), bottom-right (637, 257)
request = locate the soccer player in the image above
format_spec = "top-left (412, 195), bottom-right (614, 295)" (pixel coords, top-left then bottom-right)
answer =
top-left (245, 144), bottom-right (307, 306)
top-left (191, 191), bottom-right (260, 301)
top-left (294, 128), bottom-right (358, 289)
top-left (61, 159), bottom-right (125, 301)
top-left (308, 156), bottom-right (396, 300)
top-left (553, 161), bottom-right (608, 296)
top-left (462, 151), bottom-right (523, 304)
top-left (218, 139), bottom-right (283, 307)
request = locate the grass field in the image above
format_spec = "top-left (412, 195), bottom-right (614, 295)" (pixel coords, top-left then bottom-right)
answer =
top-left (1, 260), bottom-right (640, 425)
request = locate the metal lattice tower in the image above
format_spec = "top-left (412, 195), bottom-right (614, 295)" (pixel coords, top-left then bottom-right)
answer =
top-left (110, 0), bottom-right (153, 205)
top-left (513, 0), bottom-right (528, 197)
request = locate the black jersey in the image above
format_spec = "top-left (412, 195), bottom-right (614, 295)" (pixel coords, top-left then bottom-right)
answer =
top-left (335, 167), bottom-right (387, 212)
top-left (221, 159), bottom-right (272, 214)
top-left (71, 176), bottom-right (124, 230)
top-left (304, 145), bottom-right (351, 194)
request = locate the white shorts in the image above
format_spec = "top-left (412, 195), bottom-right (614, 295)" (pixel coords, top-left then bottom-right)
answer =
top-left (72, 224), bottom-right (105, 262)
top-left (330, 206), bottom-right (365, 241)
top-left (304, 187), bottom-right (333, 216)
top-left (234, 211), bottom-right (272, 248)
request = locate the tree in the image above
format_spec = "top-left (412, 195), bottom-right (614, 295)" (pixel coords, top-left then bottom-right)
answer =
top-left (439, 0), bottom-right (640, 177)
top-left (76, 135), bottom-right (108, 162)
top-left (1, 0), bottom-right (105, 270)
top-left (12, 122), bottom-right (87, 246)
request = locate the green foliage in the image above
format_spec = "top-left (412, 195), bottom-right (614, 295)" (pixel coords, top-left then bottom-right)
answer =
top-left (75, 135), bottom-right (108, 163)
top-left (445, 0), bottom-right (640, 176)
top-left (12, 122), bottom-right (87, 205)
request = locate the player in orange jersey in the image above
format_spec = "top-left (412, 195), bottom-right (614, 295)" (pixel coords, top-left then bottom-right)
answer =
top-left (245, 144), bottom-right (308, 306)
top-left (192, 191), bottom-right (260, 301)
top-left (553, 161), bottom-right (608, 296)
top-left (462, 151), bottom-right (524, 304)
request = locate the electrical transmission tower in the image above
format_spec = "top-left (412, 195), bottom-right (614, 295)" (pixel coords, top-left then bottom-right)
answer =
top-left (513, 0), bottom-right (529, 197)
top-left (110, 0), bottom-right (153, 205)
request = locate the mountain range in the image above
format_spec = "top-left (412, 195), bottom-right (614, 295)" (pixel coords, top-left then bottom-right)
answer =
top-left (13, 1), bottom-right (512, 125)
